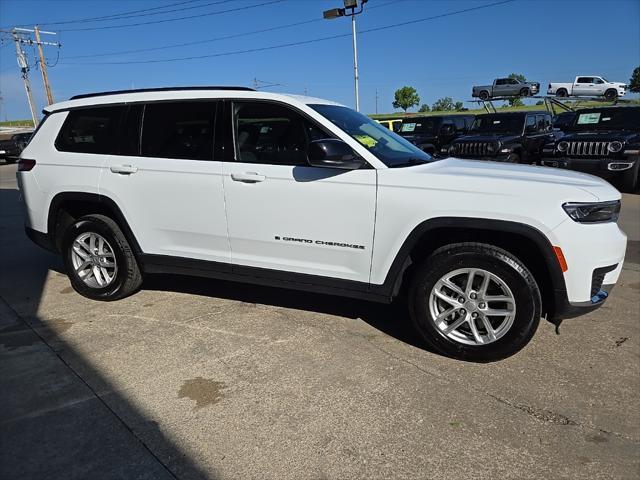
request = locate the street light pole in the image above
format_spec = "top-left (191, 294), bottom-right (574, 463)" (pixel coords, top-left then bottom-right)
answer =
top-left (323, 0), bottom-right (367, 112)
top-left (351, 14), bottom-right (359, 111)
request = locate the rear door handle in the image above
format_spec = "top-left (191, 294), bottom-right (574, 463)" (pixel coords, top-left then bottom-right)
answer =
top-left (231, 172), bottom-right (266, 183)
top-left (110, 165), bottom-right (138, 174)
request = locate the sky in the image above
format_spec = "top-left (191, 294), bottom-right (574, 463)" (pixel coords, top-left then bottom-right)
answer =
top-left (0, 0), bottom-right (638, 120)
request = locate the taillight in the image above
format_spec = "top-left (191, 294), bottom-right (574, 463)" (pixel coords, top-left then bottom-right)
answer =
top-left (18, 159), bottom-right (36, 171)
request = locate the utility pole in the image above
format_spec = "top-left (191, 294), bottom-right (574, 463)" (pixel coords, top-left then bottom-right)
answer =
top-left (11, 30), bottom-right (38, 126)
top-left (351, 12), bottom-right (360, 112)
top-left (3, 27), bottom-right (60, 125)
top-left (375, 88), bottom-right (379, 114)
top-left (323, 0), bottom-right (368, 111)
top-left (34, 26), bottom-right (54, 105)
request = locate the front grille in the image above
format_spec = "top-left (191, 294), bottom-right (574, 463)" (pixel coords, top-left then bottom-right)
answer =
top-left (591, 264), bottom-right (617, 298)
top-left (566, 141), bottom-right (611, 157)
top-left (455, 142), bottom-right (492, 157)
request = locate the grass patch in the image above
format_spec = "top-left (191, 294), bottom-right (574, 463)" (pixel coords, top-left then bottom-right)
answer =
top-left (0, 120), bottom-right (34, 128)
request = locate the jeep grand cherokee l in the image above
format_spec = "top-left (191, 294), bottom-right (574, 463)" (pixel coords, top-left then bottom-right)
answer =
top-left (17, 87), bottom-right (627, 361)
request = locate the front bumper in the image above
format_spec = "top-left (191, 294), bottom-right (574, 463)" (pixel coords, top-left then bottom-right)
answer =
top-left (540, 156), bottom-right (636, 178)
top-left (553, 283), bottom-right (615, 320)
top-left (548, 217), bottom-right (626, 312)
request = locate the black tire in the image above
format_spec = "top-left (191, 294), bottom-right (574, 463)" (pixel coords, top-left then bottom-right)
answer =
top-left (519, 88), bottom-right (530, 97)
top-left (479, 90), bottom-right (490, 101)
top-left (556, 88), bottom-right (568, 98)
top-left (62, 214), bottom-right (142, 301)
top-left (408, 243), bottom-right (541, 362)
top-left (604, 89), bottom-right (618, 101)
top-left (618, 159), bottom-right (639, 193)
top-left (505, 153), bottom-right (520, 163)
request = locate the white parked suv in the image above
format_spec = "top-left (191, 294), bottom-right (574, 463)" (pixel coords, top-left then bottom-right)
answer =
top-left (17, 87), bottom-right (627, 361)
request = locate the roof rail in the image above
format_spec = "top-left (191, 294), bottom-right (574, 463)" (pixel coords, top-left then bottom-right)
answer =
top-left (69, 86), bottom-right (255, 100)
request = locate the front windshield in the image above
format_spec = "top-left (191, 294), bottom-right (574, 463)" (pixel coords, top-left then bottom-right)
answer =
top-left (470, 114), bottom-right (524, 134)
top-left (310, 104), bottom-right (433, 167)
top-left (399, 117), bottom-right (442, 134)
top-left (564, 108), bottom-right (640, 131)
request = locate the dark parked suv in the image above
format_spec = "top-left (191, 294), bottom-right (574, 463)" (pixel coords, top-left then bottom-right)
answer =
top-left (0, 132), bottom-right (33, 162)
top-left (446, 111), bottom-right (557, 163)
top-left (540, 106), bottom-right (640, 192)
top-left (397, 114), bottom-right (475, 155)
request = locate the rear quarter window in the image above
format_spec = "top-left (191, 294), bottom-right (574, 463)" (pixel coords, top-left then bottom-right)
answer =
top-left (55, 106), bottom-right (125, 154)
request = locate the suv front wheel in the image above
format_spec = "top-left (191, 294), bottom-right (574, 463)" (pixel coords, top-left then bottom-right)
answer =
top-left (62, 214), bottom-right (143, 301)
top-left (408, 243), bottom-right (541, 362)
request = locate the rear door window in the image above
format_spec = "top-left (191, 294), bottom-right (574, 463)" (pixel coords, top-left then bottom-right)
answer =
top-left (141, 101), bottom-right (217, 160)
top-left (56, 106), bottom-right (125, 154)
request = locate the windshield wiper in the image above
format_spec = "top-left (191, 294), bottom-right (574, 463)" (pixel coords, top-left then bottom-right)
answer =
top-left (389, 158), bottom-right (429, 168)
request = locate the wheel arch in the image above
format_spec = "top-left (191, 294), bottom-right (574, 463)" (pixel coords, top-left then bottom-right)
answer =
top-left (375, 217), bottom-right (566, 318)
top-left (47, 192), bottom-right (142, 254)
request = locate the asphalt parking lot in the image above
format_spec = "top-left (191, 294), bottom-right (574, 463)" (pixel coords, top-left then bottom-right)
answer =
top-left (1, 162), bottom-right (638, 480)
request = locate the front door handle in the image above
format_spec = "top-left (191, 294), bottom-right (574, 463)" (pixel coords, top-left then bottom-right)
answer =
top-left (110, 165), bottom-right (138, 175)
top-left (231, 172), bottom-right (266, 183)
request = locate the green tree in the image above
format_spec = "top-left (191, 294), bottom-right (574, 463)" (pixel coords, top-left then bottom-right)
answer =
top-left (629, 66), bottom-right (640, 93)
top-left (454, 101), bottom-right (464, 111)
top-left (507, 73), bottom-right (526, 107)
top-left (418, 104), bottom-right (431, 113)
top-left (392, 86), bottom-right (420, 112)
top-left (432, 97), bottom-right (455, 111)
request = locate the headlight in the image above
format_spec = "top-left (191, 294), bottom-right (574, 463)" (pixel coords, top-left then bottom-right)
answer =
top-left (608, 141), bottom-right (623, 153)
top-left (487, 141), bottom-right (500, 154)
top-left (557, 141), bottom-right (569, 152)
top-left (562, 201), bottom-right (621, 223)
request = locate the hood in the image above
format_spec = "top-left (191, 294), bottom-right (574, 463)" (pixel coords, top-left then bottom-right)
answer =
top-left (399, 133), bottom-right (438, 143)
top-left (454, 134), bottom-right (520, 143)
top-left (382, 158), bottom-right (620, 203)
top-left (559, 131), bottom-right (638, 141)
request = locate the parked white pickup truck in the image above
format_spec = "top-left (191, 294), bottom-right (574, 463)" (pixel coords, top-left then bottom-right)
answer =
top-left (548, 76), bottom-right (627, 100)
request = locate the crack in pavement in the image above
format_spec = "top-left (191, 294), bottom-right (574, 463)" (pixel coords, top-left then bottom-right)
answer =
top-left (346, 327), bottom-right (640, 445)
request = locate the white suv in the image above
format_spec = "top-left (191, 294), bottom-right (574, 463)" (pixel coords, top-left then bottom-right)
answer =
top-left (17, 87), bottom-right (627, 361)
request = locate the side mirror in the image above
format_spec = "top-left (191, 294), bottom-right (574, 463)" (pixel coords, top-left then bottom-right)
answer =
top-left (307, 139), bottom-right (365, 170)
top-left (525, 124), bottom-right (537, 134)
top-left (440, 124), bottom-right (455, 136)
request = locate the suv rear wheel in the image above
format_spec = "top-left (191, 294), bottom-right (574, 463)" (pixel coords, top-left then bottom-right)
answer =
top-left (62, 214), bottom-right (143, 301)
top-left (408, 243), bottom-right (541, 361)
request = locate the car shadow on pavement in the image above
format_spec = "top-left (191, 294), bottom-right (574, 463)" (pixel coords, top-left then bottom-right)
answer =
top-left (0, 186), bottom-right (212, 479)
top-left (143, 274), bottom-right (430, 352)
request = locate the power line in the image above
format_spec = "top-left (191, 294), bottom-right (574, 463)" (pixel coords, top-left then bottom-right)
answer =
top-left (57, 0), bottom-right (286, 32)
top-left (63, 18), bottom-right (320, 59)
top-left (61, 0), bottom-right (405, 60)
top-left (49, 0), bottom-right (235, 25)
top-left (61, 0), bottom-right (515, 65)
top-left (1, 0), bottom-right (207, 29)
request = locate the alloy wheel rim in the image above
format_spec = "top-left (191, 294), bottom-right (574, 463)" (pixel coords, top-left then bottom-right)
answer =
top-left (71, 232), bottom-right (118, 288)
top-left (428, 268), bottom-right (516, 346)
